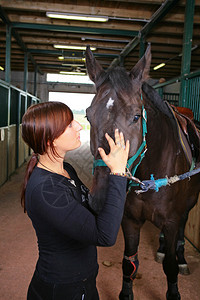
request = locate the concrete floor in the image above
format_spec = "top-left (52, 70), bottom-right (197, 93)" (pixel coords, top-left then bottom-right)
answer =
top-left (0, 140), bottom-right (200, 300)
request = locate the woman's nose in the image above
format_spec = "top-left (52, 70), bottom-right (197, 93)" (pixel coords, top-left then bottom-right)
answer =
top-left (74, 120), bottom-right (83, 131)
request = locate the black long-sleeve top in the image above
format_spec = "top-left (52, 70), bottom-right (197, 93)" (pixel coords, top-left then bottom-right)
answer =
top-left (25, 162), bottom-right (127, 284)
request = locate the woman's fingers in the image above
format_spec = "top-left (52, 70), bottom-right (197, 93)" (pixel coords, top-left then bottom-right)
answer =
top-left (120, 131), bottom-right (125, 148)
top-left (98, 147), bottom-right (107, 161)
top-left (105, 133), bottom-right (115, 150)
top-left (98, 129), bottom-right (129, 173)
top-left (105, 129), bottom-right (128, 151)
top-left (125, 139), bottom-right (130, 154)
top-left (114, 129), bottom-right (121, 147)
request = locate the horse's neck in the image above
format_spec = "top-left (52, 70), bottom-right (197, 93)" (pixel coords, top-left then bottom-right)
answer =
top-left (139, 104), bottom-right (182, 176)
top-left (146, 104), bottom-right (176, 145)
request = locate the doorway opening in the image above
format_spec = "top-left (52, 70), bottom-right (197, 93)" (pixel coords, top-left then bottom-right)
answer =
top-left (49, 92), bottom-right (94, 142)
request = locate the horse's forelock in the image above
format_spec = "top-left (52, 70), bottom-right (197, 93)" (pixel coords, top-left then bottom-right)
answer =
top-left (108, 67), bottom-right (133, 97)
top-left (95, 67), bottom-right (134, 98)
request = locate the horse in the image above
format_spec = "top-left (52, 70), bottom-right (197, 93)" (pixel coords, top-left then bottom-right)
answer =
top-left (85, 44), bottom-right (200, 300)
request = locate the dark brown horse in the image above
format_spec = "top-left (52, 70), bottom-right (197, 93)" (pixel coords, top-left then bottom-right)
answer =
top-left (85, 45), bottom-right (200, 300)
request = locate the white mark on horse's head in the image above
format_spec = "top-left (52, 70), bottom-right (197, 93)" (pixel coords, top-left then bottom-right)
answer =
top-left (106, 97), bottom-right (115, 109)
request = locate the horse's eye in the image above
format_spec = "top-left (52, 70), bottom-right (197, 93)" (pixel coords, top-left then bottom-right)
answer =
top-left (132, 114), bottom-right (141, 123)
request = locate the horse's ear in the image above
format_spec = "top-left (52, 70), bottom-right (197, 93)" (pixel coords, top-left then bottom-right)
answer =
top-left (129, 43), bottom-right (151, 82)
top-left (85, 45), bottom-right (104, 83)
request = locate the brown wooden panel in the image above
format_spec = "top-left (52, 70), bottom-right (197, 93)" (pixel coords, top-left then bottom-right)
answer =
top-left (185, 194), bottom-right (200, 250)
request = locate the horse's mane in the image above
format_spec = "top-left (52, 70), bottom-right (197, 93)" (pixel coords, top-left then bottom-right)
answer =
top-left (142, 82), bottom-right (173, 119)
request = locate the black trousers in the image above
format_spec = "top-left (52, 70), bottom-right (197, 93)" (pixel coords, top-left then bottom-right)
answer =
top-left (27, 271), bottom-right (100, 300)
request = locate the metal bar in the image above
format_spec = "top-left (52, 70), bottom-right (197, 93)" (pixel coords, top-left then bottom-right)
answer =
top-left (28, 49), bottom-right (118, 59)
top-left (34, 66), bottom-right (37, 97)
top-left (187, 79), bottom-right (191, 108)
top-left (109, 57), bottom-right (120, 68)
top-left (0, 6), bottom-right (43, 75)
top-left (139, 36), bottom-right (145, 58)
top-left (28, 49), bottom-right (84, 56)
top-left (12, 22), bottom-right (138, 37)
top-left (194, 78), bottom-right (199, 121)
top-left (38, 64), bottom-right (76, 69)
top-left (153, 76), bottom-right (180, 89)
top-left (24, 94), bottom-right (27, 161)
top-left (120, 36), bottom-right (140, 58)
top-left (185, 69), bottom-right (200, 79)
top-left (110, 0), bottom-right (180, 67)
top-left (6, 86), bottom-right (11, 178)
top-left (197, 78), bottom-right (200, 122)
top-left (16, 92), bottom-right (20, 168)
top-left (180, 0), bottom-right (195, 106)
top-left (154, 69), bottom-right (200, 90)
top-left (141, 0), bottom-right (180, 37)
top-left (23, 52), bottom-right (28, 92)
top-left (5, 24), bottom-right (11, 83)
top-left (119, 56), bottom-right (124, 67)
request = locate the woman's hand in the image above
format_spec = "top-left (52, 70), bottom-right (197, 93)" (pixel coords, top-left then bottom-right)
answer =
top-left (98, 129), bottom-right (129, 173)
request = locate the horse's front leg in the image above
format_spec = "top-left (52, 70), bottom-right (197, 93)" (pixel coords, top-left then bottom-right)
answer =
top-left (119, 216), bottom-right (144, 300)
top-left (162, 222), bottom-right (181, 300)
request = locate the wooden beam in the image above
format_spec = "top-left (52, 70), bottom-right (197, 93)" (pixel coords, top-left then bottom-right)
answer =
top-left (0, 5), bottom-right (43, 74)
top-left (16, 36), bottom-right (127, 50)
top-left (0, 1), bottom-right (153, 19)
top-left (105, 0), bottom-right (169, 3)
top-left (1, 0), bottom-right (195, 23)
top-left (146, 35), bottom-right (183, 44)
top-left (111, 0), bottom-right (181, 67)
top-left (8, 14), bottom-right (142, 32)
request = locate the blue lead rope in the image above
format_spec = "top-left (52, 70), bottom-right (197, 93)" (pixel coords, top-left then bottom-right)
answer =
top-left (135, 167), bottom-right (200, 194)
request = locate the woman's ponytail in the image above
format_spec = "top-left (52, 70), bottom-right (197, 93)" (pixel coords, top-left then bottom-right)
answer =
top-left (21, 153), bottom-right (38, 212)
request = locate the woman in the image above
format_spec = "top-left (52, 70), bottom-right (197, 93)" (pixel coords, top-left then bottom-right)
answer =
top-left (21, 101), bottom-right (129, 300)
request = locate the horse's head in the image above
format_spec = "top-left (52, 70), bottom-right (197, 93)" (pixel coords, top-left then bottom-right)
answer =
top-left (85, 45), bottom-right (151, 213)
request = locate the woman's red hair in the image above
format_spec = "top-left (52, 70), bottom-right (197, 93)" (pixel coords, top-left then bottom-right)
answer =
top-left (21, 101), bottom-right (73, 212)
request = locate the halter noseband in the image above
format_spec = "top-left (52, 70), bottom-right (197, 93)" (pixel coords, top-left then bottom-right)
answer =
top-left (93, 93), bottom-right (148, 190)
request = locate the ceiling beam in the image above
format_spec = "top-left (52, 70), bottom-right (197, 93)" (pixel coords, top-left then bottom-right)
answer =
top-left (105, 0), bottom-right (169, 3)
top-left (110, 0), bottom-right (180, 67)
top-left (11, 22), bottom-right (138, 37)
top-left (141, 0), bottom-right (180, 37)
top-left (0, 5), bottom-right (43, 74)
top-left (0, 1), bottom-right (154, 19)
top-left (28, 48), bottom-right (119, 58)
top-left (1, 0), bottom-right (195, 22)
top-left (8, 14), bottom-right (143, 32)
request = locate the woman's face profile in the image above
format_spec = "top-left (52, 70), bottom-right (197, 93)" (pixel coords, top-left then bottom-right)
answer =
top-left (53, 120), bottom-right (83, 156)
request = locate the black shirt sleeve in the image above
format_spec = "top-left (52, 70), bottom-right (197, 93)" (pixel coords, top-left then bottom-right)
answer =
top-left (30, 173), bottom-right (127, 247)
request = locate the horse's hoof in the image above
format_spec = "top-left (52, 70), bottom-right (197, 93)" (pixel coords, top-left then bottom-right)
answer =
top-left (119, 291), bottom-right (134, 300)
top-left (166, 291), bottom-right (181, 300)
top-left (178, 264), bottom-right (190, 275)
top-left (155, 251), bottom-right (165, 263)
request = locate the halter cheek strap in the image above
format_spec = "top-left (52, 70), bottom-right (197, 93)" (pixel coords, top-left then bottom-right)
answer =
top-left (93, 93), bottom-right (148, 191)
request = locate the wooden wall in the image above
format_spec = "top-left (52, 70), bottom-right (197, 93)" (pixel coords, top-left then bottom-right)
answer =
top-left (185, 193), bottom-right (200, 251)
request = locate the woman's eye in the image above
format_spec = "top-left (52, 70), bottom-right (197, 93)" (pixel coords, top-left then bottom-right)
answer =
top-left (68, 122), bottom-right (73, 128)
